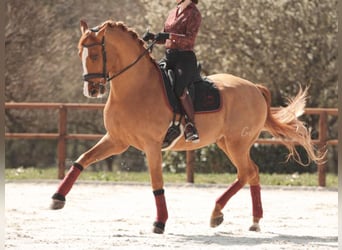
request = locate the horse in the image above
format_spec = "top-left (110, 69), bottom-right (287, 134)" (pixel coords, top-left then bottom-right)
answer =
top-left (50, 20), bottom-right (322, 234)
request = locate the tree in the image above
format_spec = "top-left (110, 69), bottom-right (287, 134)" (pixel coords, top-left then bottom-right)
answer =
top-left (5, 0), bottom-right (337, 173)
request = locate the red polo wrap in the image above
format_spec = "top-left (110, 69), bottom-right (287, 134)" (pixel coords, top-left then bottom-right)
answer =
top-left (250, 184), bottom-right (263, 218)
top-left (56, 164), bottom-right (83, 196)
top-left (153, 189), bottom-right (168, 223)
top-left (216, 179), bottom-right (244, 208)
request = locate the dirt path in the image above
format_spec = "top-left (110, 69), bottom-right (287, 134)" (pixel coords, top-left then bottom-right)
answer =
top-left (5, 181), bottom-right (338, 249)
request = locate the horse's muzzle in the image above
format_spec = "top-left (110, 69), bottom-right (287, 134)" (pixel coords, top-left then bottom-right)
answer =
top-left (83, 82), bottom-right (107, 98)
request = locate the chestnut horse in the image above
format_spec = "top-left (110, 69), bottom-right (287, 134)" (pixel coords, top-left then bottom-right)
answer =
top-left (50, 20), bottom-right (321, 234)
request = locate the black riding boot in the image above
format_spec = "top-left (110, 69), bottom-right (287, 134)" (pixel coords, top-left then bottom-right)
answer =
top-left (179, 90), bottom-right (200, 143)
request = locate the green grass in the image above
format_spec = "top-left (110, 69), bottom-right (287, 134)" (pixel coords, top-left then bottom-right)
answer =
top-left (5, 167), bottom-right (338, 188)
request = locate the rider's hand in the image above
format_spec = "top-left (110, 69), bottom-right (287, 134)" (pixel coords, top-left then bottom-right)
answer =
top-left (142, 31), bottom-right (155, 42)
top-left (154, 32), bottom-right (170, 43)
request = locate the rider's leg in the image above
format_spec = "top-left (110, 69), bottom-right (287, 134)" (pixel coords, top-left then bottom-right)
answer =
top-left (179, 88), bottom-right (199, 142)
top-left (165, 50), bottom-right (200, 143)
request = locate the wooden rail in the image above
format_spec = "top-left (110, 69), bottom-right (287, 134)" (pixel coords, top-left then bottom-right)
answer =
top-left (5, 103), bottom-right (338, 186)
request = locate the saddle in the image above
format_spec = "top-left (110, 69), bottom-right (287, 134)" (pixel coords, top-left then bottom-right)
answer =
top-left (159, 62), bottom-right (221, 114)
top-left (158, 62), bottom-right (221, 150)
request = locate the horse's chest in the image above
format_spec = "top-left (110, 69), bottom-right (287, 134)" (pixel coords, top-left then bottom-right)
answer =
top-left (103, 108), bottom-right (134, 133)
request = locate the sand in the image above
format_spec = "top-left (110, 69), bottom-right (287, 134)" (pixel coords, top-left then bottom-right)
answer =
top-left (5, 181), bottom-right (338, 249)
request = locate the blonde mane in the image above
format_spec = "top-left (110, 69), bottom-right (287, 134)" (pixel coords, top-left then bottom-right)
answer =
top-left (79, 20), bottom-right (155, 62)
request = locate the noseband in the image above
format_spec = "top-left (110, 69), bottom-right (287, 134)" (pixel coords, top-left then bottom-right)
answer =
top-left (82, 32), bottom-right (156, 84)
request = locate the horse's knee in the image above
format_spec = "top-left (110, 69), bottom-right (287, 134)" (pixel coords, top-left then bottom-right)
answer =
top-left (76, 135), bottom-right (128, 168)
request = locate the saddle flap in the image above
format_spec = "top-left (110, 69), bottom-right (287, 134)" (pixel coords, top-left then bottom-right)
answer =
top-left (158, 63), bottom-right (221, 114)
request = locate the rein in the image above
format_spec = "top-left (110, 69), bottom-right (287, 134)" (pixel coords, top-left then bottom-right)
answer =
top-left (83, 34), bottom-right (157, 84)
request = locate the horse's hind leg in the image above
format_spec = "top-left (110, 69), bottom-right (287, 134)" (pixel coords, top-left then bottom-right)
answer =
top-left (210, 179), bottom-right (244, 228)
top-left (248, 163), bottom-right (263, 232)
top-left (50, 133), bottom-right (128, 209)
top-left (210, 138), bottom-right (263, 231)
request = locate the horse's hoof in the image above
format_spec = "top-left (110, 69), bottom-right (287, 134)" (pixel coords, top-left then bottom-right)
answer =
top-left (153, 221), bottom-right (165, 234)
top-left (249, 223), bottom-right (261, 232)
top-left (50, 199), bottom-right (65, 210)
top-left (210, 213), bottom-right (224, 228)
top-left (50, 193), bottom-right (65, 210)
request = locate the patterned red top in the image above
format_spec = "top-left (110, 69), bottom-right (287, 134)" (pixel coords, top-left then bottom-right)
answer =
top-left (163, 3), bottom-right (202, 51)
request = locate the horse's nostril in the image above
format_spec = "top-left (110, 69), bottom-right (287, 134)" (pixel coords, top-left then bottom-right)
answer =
top-left (90, 89), bottom-right (97, 96)
top-left (99, 85), bottom-right (105, 94)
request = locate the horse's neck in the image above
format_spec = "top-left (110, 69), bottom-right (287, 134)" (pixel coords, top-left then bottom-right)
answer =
top-left (106, 37), bottom-right (162, 105)
top-left (107, 29), bottom-right (163, 108)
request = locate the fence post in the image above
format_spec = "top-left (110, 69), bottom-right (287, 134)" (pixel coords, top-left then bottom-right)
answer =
top-left (317, 111), bottom-right (328, 187)
top-left (186, 150), bottom-right (195, 183)
top-left (58, 105), bottom-right (67, 179)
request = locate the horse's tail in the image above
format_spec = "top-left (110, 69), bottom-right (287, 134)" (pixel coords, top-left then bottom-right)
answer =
top-left (256, 84), bottom-right (324, 165)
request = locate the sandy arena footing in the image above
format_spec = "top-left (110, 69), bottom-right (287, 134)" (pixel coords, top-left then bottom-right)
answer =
top-left (5, 181), bottom-right (338, 250)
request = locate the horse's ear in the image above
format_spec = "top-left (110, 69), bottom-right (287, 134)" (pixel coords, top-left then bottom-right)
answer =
top-left (80, 20), bottom-right (88, 34)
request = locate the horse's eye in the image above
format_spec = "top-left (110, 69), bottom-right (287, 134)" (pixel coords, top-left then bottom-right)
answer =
top-left (90, 55), bottom-right (99, 61)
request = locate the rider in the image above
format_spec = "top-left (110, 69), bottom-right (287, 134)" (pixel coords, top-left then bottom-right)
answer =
top-left (143, 0), bottom-right (201, 143)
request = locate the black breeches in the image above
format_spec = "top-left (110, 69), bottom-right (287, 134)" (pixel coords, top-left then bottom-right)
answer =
top-left (162, 50), bottom-right (198, 97)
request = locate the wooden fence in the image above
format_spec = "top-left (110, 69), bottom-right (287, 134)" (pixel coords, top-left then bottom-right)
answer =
top-left (5, 102), bottom-right (338, 186)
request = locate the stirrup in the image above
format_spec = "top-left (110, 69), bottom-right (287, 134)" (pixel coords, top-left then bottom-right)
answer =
top-left (184, 122), bottom-right (200, 143)
top-left (162, 121), bottom-right (183, 151)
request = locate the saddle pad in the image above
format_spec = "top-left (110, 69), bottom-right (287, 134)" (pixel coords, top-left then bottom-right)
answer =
top-left (193, 79), bottom-right (221, 113)
top-left (159, 67), bottom-right (221, 114)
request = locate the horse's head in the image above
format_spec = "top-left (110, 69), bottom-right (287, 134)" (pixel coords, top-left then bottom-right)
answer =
top-left (78, 20), bottom-right (108, 98)
top-left (78, 20), bottom-right (154, 98)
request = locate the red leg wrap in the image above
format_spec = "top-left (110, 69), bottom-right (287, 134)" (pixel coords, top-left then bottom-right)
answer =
top-left (216, 180), bottom-right (244, 209)
top-left (250, 184), bottom-right (263, 218)
top-left (153, 189), bottom-right (168, 223)
top-left (56, 164), bottom-right (83, 197)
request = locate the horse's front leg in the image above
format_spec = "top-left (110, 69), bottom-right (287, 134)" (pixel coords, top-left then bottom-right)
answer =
top-left (144, 144), bottom-right (168, 234)
top-left (50, 133), bottom-right (128, 209)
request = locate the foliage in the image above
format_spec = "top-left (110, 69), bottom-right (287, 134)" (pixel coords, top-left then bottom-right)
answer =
top-left (4, 167), bottom-right (338, 188)
top-left (5, 0), bottom-right (337, 173)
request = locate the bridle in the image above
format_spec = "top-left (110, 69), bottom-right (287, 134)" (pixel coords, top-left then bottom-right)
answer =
top-left (82, 30), bottom-right (156, 85)
top-left (82, 36), bottom-right (107, 83)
